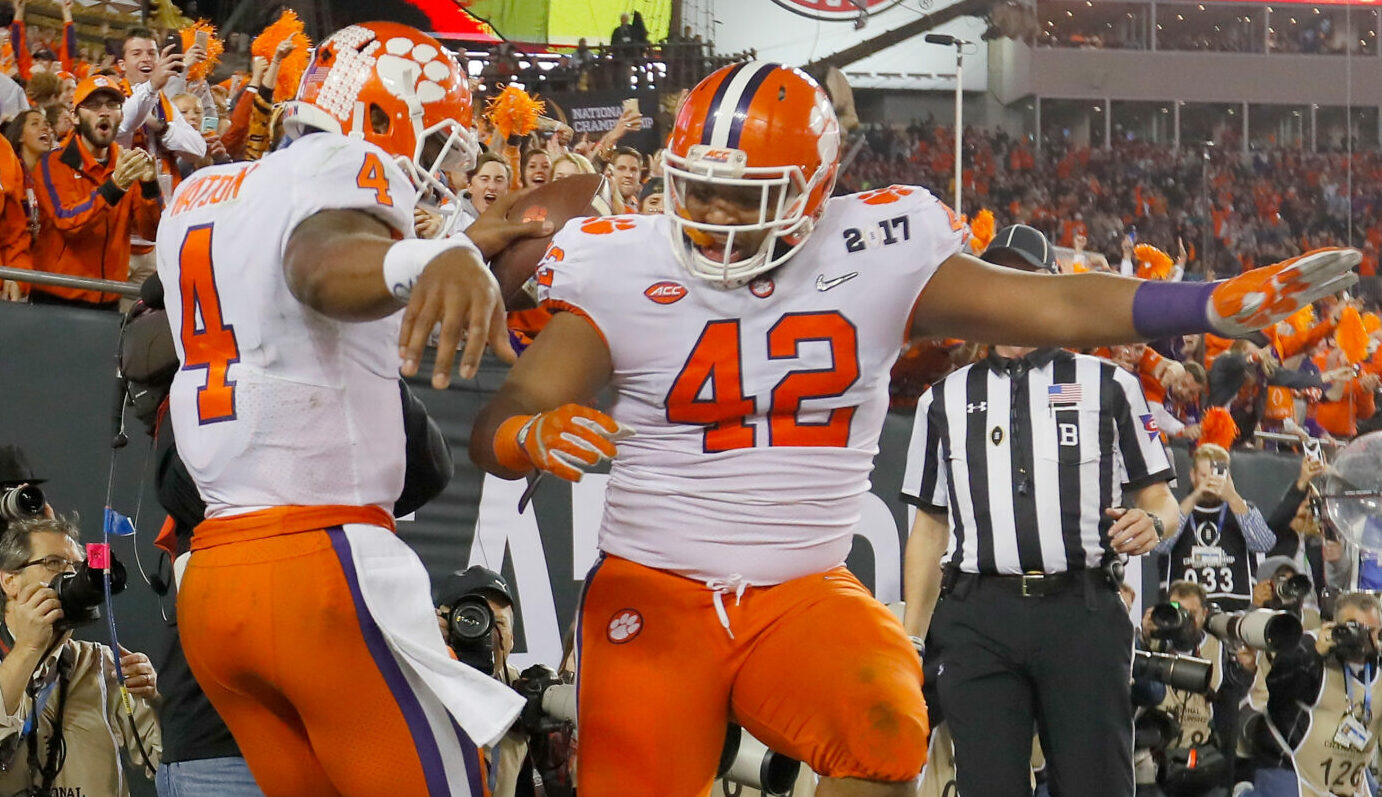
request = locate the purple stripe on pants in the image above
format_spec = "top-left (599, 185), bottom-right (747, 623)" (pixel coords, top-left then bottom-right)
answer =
top-left (328, 528), bottom-right (455, 797)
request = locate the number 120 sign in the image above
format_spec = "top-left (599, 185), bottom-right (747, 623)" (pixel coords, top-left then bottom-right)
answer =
top-left (769, 0), bottom-right (909, 21)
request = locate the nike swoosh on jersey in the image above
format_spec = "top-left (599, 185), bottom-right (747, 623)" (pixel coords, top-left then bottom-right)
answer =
top-left (816, 272), bottom-right (859, 291)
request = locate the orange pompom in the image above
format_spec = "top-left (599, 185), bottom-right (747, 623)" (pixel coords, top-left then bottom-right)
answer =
top-left (968, 208), bottom-right (996, 255)
top-left (1285, 305), bottom-right (1316, 334)
top-left (1135, 244), bottom-right (1174, 281)
top-left (252, 9), bottom-right (312, 101)
top-left (485, 85), bottom-right (545, 142)
top-left (180, 20), bottom-right (224, 83)
top-left (1364, 312), bottom-right (1381, 334)
top-left (1199, 406), bottom-right (1239, 449)
top-left (1337, 305), bottom-right (1370, 365)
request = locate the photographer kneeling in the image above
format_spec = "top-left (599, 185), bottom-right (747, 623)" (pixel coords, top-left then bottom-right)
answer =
top-left (1252, 592), bottom-right (1382, 797)
top-left (0, 516), bottom-right (160, 796)
top-left (1137, 580), bottom-right (1242, 797)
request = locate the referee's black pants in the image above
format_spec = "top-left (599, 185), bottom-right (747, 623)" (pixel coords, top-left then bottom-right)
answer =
top-left (931, 573), bottom-right (1134, 797)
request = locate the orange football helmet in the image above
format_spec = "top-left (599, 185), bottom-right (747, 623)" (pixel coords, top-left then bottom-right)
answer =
top-left (282, 21), bottom-right (477, 203)
top-left (663, 62), bottom-right (841, 286)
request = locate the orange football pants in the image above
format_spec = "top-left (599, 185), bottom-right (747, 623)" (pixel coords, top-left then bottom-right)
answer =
top-left (178, 506), bottom-right (484, 797)
top-left (576, 554), bottom-right (928, 796)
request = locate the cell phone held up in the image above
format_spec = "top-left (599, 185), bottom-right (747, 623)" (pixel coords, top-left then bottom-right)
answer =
top-left (165, 31), bottom-right (184, 72)
top-left (621, 98), bottom-right (643, 131)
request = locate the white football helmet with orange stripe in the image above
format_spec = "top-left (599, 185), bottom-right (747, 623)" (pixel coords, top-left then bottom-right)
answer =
top-left (663, 62), bottom-right (841, 287)
top-left (281, 21), bottom-right (477, 205)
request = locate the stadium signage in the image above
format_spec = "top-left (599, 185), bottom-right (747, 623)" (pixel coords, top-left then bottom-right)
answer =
top-left (768, 0), bottom-right (908, 22)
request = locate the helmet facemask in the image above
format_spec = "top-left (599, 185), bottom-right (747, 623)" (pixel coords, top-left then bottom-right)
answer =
top-left (663, 145), bottom-right (824, 288)
top-left (400, 118), bottom-right (479, 236)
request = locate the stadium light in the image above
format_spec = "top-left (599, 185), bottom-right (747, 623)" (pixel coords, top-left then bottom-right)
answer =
top-left (925, 33), bottom-right (969, 214)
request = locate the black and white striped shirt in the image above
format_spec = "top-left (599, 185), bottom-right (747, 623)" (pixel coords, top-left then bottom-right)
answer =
top-left (900, 348), bottom-right (1175, 574)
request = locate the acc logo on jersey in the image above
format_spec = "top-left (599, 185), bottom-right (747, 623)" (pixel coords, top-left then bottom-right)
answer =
top-left (749, 276), bottom-right (775, 298)
top-left (645, 281), bottom-right (688, 305)
top-left (1140, 413), bottom-right (1161, 441)
top-left (581, 216), bottom-right (637, 235)
top-left (607, 609), bottom-right (643, 644)
top-left (858, 185), bottom-right (915, 206)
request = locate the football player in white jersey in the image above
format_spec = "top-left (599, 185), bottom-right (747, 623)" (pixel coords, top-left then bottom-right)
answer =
top-left (471, 62), bottom-right (1358, 796)
top-left (156, 22), bottom-right (540, 796)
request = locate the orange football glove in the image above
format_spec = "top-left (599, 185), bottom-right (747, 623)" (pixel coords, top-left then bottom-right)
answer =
top-left (1209, 248), bottom-right (1360, 336)
top-left (494, 404), bottom-right (632, 482)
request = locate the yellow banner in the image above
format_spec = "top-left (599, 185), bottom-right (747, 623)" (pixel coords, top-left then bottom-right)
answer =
top-left (547, 0), bottom-right (671, 46)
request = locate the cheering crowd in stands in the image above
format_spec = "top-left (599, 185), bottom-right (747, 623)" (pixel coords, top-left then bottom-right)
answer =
top-left (864, 123), bottom-right (1382, 445)
top-left (843, 123), bottom-right (1382, 280)
top-left (1039, 1), bottom-right (1381, 55)
top-left (0, 1), bottom-right (1374, 452)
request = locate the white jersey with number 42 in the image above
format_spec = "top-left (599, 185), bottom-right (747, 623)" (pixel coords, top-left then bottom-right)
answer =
top-left (155, 133), bottom-right (417, 519)
top-left (536, 184), bottom-right (966, 584)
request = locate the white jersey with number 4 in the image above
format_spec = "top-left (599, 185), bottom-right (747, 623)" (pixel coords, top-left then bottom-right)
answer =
top-left (536, 184), bottom-right (966, 584)
top-left (155, 133), bottom-right (416, 519)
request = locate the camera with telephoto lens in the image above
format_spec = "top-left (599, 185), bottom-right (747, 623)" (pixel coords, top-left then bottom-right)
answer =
top-left (1331, 621), bottom-right (1379, 663)
top-left (50, 553), bottom-right (126, 630)
top-left (1132, 649), bottom-right (1213, 694)
top-left (1134, 707), bottom-right (1183, 752)
top-left (1149, 602), bottom-right (1191, 638)
top-left (718, 724), bottom-right (800, 797)
top-left (0, 484), bottom-right (44, 522)
top-left (1148, 602), bottom-right (1198, 650)
top-left (445, 595), bottom-right (495, 674)
top-left (436, 566), bottom-right (512, 676)
top-left (1205, 606), bottom-right (1302, 653)
top-left (511, 665), bottom-right (576, 797)
top-left (513, 664), bottom-right (576, 729)
top-left (1275, 574), bottom-right (1313, 605)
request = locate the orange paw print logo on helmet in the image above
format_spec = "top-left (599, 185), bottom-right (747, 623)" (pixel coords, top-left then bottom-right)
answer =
top-left (858, 185), bottom-right (915, 205)
top-left (581, 216), bottom-right (638, 235)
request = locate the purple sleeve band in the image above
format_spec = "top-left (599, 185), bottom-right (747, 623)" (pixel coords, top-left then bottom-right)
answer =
top-left (1131, 279), bottom-right (1218, 339)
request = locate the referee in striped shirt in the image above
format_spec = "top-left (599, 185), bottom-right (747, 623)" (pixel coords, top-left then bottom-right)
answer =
top-left (900, 225), bottom-right (1182, 797)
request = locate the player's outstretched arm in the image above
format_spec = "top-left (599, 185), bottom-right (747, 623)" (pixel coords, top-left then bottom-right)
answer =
top-left (284, 209), bottom-right (513, 388)
top-left (911, 248), bottom-right (1360, 347)
top-left (471, 311), bottom-right (617, 480)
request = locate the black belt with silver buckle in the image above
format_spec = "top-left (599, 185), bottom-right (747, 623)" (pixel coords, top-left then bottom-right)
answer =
top-left (967, 570), bottom-right (1085, 598)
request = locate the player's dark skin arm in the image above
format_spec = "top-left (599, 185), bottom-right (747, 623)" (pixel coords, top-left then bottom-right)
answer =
top-left (284, 209), bottom-right (404, 322)
top-left (471, 311), bottom-right (613, 478)
top-left (912, 253), bottom-right (1146, 347)
top-left (284, 209), bottom-right (513, 389)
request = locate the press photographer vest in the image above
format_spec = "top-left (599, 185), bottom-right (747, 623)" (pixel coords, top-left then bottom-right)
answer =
top-left (1167, 505), bottom-right (1254, 609)
top-left (1158, 633), bottom-right (1226, 748)
top-left (1273, 662), bottom-right (1382, 796)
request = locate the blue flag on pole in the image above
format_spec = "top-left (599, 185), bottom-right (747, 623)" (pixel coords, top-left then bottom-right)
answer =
top-left (102, 507), bottom-right (135, 537)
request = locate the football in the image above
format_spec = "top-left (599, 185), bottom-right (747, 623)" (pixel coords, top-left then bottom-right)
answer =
top-left (490, 173), bottom-right (623, 309)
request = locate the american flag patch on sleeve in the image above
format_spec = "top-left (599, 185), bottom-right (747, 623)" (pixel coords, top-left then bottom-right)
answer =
top-left (1048, 383), bottom-right (1083, 406)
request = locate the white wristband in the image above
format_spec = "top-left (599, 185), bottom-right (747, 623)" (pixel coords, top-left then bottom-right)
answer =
top-left (381, 234), bottom-right (484, 301)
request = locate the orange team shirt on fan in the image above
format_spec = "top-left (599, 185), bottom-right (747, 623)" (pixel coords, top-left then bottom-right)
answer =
top-left (1138, 346), bottom-right (1167, 405)
top-left (536, 184), bottom-right (966, 585)
top-left (155, 134), bottom-right (416, 519)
